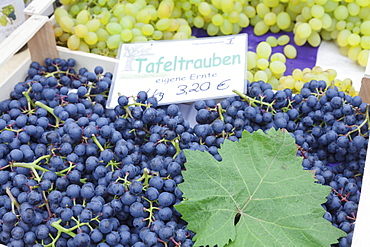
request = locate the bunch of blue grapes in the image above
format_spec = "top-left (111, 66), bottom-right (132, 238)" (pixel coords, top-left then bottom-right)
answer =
top-left (0, 58), bottom-right (196, 247)
top-left (191, 80), bottom-right (368, 247)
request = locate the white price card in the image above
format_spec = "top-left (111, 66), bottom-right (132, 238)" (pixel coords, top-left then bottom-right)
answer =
top-left (106, 34), bottom-right (248, 108)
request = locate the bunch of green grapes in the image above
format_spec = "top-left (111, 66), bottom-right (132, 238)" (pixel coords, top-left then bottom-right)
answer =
top-left (54, 0), bottom-right (193, 57)
top-left (242, 0), bottom-right (369, 67)
top-left (0, 4), bottom-right (16, 25)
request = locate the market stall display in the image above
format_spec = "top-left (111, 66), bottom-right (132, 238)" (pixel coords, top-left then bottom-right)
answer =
top-left (0, 0), bottom-right (370, 246)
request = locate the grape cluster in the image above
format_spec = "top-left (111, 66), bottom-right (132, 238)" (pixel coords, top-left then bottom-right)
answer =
top-left (191, 80), bottom-right (368, 246)
top-left (0, 58), bottom-right (196, 247)
top-left (53, 0), bottom-right (369, 67)
top-left (0, 56), bottom-right (366, 246)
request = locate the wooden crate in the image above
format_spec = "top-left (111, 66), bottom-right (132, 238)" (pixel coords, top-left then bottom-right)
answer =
top-left (1, 14), bottom-right (370, 247)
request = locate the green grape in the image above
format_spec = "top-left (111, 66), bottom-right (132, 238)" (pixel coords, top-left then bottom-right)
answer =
top-left (67, 34), bottom-right (80, 50)
top-left (198, 2), bottom-right (211, 16)
top-left (347, 33), bottom-right (361, 46)
top-left (91, 6), bottom-right (102, 15)
top-left (348, 45), bottom-right (362, 61)
top-left (321, 13), bottom-right (332, 29)
top-left (360, 21), bottom-right (370, 35)
top-left (270, 52), bottom-right (286, 63)
top-left (347, 2), bottom-right (360, 16)
top-left (107, 0), bottom-right (118, 8)
top-left (283, 44), bottom-right (297, 59)
top-left (54, 27), bottom-right (63, 37)
top-left (69, 5), bottom-right (80, 16)
top-left (233, 1), bottom-right (243, 12)
top-left (59, 33), bottom-right (70, 43)
top-left (74, 24), bottom-right (88, 38)
top-left (256, 3), bottom-right (270, 18)
top-left (221, 0), bottom-right (234, 13)
top-left (137, 8), bottom-right (153, 23)
top-left (131, 28), bottom-right (143, 37)
top-left (360, 36), bottom-right (370, 49)
top-left (193, 16), bottom-right (205, 28)
top-left (76, 9), bottom-right (90, 25)
top-left (268, 76), bottom-right (279, 90)
top-left (334, 5), bottom-right (349, 21)
top-left (85, 19), bottom-right (100, 32)
top-left (78, 40), bottom-right (90, 52)
top-left (254, 70), bottom-right (269, 82)
top-left (247, 51), bottom-right (258, 70)
top-left (59, 16), bottom-right (75, 33)
top-left (358, 49), bottom-right (369, 66)
top-left (178, 24), bottom-right (192, 37)
top-left (107, 34), bottom-right (121, 49)
top-left (113, 4), bottom-right (125, 18)
top-left (250, 15), bottom-right (262, 27)
top-left (256, 41), bottom-right (272, 59)
top-left (264, 0), bottom-right (280, 8)
top-left (120, 15), bottom-right (135, 29)
top-left (307, 30), bottom-right (321, 47)
top-left (264, 12), bottom-right (277, 25)
top-left (54, 7), bottom-right (69, 23)
top-left (232, 23), bottom-right (242, 34)
top-left (59, 0), bottom-right (70, 4)
top-left (212, 13), bottom-right (224, 26)
top-left (269, 24), bottom-right (280, 33)
top-left (277, 34), bottom-right (290, 45)
top-left (309, 18), bottom-right (323, 31)
top-left (257, 58), bottom-right (269, 69)
top-left (346, 22), bottom-right (354, 31)
top-left (99, 10), bottom-right (111, 25)
top-left (184, 10), bottom-right (193, 18)
top-left (124, 3), bottom-right (139, 16)
top-left (254, 20), bottom-right (269, 35)
top-left (220, 19), bottom-right (233, 34)
top-left (97, 40), bottom-right (107, 49)
top-left (121, 29), bottom-right (133, 42)
top-left (337, 29), bottom-right (351, 47)
top-left (142, 24), bottom-right (155, 36)
top-left (336, 20), bottom-right (346, 31)
top-left (359, 6), bottom-right (370, 19)
top-left (163, 30), bottom-right (174, 39)
top-left (247, 71), bottom-right (254, 82)
top-left (355, 0), bottom-right (369, 7)
top-left (173, 32), bottom-right (188, 39)
top-left (320, 30), bottom-right (332, 41)
top-left (0, 16), bottom-right (8, 26)
top-left (228, 11), bottom-right (240, 23)
top-left (84, 31), bottom-right (98, 45)
top-left (266, 36), bottom-right (278, 47)
top-left (158, 0), bottom-right (174, 18)
top-left (311, 4), bottom-right (324, 18)
top-left (168, 19), bottom-right (180, 31)
top-left (153, 30), bottom-right (163, 40)
top-left (296, 22), bottom-right (312, 39)
top-left (211, 0), bottom-right (222, 9)
top-left (293, 35), bottom-right (307, 47)
top-left (302, 6), bottom-right (312, 20)
top-left (96, 28), bottom-right (109, 41)
top-left (269, 60), bottom-right (286, 75)
top-left (106, 22), bottom-right (122, 35)
top-left (276, 12), bottom-right (291, 30)
top-left (98, 0), bottom-right (107, 6)
top-left (244, 6), bottom-right (256, 18)
top-left (238, 13), bottom-right (249, 27)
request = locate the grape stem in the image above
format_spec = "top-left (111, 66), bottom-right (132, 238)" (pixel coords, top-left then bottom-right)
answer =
top-left (35, 101), bottom-right (61, 128)
top-left (232, 90), bottom-right (276, 114)
top-left (5, 187), bottom-right (20, 214)
top-left (91, 134), bottom-right (104, 151)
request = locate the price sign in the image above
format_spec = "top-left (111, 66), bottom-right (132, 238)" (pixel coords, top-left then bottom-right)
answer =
top-left (106, 34), bottom-right (248, 108)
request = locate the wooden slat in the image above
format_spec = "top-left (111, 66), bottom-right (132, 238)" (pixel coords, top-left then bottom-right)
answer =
top-left (27, 20), bottom-right (58, 65)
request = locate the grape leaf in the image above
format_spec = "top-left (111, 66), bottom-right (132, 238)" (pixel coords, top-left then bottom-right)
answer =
top-left (175, 128), bottom-right (345, 247)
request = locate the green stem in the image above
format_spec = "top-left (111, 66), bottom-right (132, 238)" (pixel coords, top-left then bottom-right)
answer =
top-left (6, 187), bottom-right (20, 214)
top-left (91, 134), bottom-right (104, 152)
top-left (216, 103), bottom-right (224, 122)
top-left (35, 101), bottom-right (61, 128)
